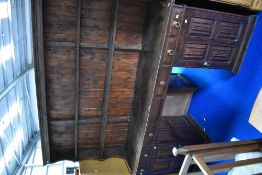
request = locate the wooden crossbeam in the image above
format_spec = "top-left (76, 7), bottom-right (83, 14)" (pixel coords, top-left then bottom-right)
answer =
top-left (174, 139), bottom-right (262, 155)
top-left (176, 139), bottom-right (262, 175)
top-left (74, 0), bottom-right (81, 159)
top-left (44, 41), bottom-right (142, 51)
top-left (49, 116), bottom-right (130, 125)
top-left (209, 157), bottom-right (262, 173)
top-left (100, 0), bottom-right (120, 158)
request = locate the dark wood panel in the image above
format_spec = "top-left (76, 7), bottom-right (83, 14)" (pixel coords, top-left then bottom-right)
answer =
top-left (104, 122), bottom-right (129, 146)
top-left (49, 121), bottom-right (74, 149)
top-left (45, 46), bottom-right (75, 121)
top-left (81, 0), bottom-right (112, 10)
top-left (44, 15), bottom-right (76, 42)
top-left (109, 51), bottom-right (139, 116)
top-left (79, 107), bottom-right (102, 117)
top-left (80, 0), bottom-right (112, 44)
top-left (116, 2), bottom-right (146, 45)
top-left (78, 123), bottom-right (101, 148)
top-left (45, 0), bottom-right (76, 7)
top-left (79, 76), bottom-right (105, 89)
top-left (79, 43), bottom-right (106, 117)
top-left (45, 5), bottom-right (76, 17)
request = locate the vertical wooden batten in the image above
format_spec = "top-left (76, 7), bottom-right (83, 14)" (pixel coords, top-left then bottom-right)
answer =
top-left (74, 0), bottom-right (82, 159)
top-left (100, 0), bottom-right (120, 158)
top-left (32, 0), bottom-right (50, 164)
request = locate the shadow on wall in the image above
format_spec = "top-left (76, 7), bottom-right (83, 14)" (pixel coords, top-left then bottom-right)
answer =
top-left (171, 12), bottom-right (262, 142)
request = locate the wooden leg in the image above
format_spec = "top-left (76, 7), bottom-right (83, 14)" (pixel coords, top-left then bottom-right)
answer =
top-left (179, 154), bottom-right (193, 175)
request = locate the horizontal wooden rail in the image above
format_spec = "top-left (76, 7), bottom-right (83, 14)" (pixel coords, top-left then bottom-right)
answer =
top-left (176, 139), bottom-right (262, 175)
top-left (173, 139), bottom-right (262, 156)
top-left (209, 157), bottom-right (262, 173)
top-left (45, 41), bottom-right (142, 51)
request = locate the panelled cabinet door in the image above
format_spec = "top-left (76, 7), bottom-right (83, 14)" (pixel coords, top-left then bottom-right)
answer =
top-left (174, 5), bottom-right (257, 72)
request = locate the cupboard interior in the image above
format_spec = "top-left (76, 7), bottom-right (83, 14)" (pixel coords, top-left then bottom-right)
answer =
top-left (35, 0), bottom-right (257, 173)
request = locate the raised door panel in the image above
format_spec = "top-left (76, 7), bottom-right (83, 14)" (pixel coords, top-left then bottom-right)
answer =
top-left (154, 117), bottom-right (204, 145)
top-left (174, 5), bottom-right (253, 70)
top-left (149, 145), bottom-right (185, 175)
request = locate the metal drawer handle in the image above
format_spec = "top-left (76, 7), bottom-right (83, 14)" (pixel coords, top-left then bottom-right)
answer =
top-left (204, 61), bottom-right (210, 67)
top-left (167, 49), bottom-right (174, 56)
top-left (172, 21), bottom-right (181, 28)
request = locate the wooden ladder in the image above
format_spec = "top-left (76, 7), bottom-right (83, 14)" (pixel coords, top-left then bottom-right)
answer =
top-left (173, 139), bottom-right (262, 175)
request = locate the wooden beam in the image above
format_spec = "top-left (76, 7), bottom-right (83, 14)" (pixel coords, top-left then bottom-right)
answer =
top-left (32, 0), bottom-right (50, 165)
top-left (100, 0), bottom-right (119, 158)
top-left (175, 139), bottom-right (262, 155)
top-left (74, 0), bottom-right (81, 159)
top-left (114, 44), bottom-right (142, 51)
top-left (49, 116), bottom-right (130, 125)
top-left (209, 157), bottom-right (262, 173)
top-left (45, 41), bottom-right (142, 51)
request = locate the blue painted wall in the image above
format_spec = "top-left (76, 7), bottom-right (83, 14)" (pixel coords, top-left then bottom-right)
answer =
top-left (172, 12), bottom-right (262, 142)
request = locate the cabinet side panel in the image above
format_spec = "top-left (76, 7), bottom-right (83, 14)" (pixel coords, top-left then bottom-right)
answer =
top-left (125, 0), bottom-right (174, 174)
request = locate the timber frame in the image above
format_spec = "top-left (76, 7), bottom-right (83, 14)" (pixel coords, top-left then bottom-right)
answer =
top-left (33, 0), bottom-right (152, 165)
